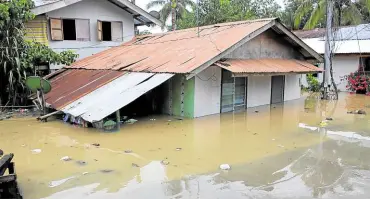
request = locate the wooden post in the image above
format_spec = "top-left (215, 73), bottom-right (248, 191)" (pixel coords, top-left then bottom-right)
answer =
top-left (116, 110), bottom-right (120, 130)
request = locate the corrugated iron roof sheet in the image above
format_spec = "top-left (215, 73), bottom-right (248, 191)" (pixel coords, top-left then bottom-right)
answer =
top-left (66, 19), bottom-right (275, 73)
top-left (293, 28), bottom-right (326, 39)
top-left (216, 59), bottom-right (323, 74)
top-left (32, 0), bottom-right (60, 7)
top-left (45, 69), bottom-right (126, 109)
top-left (62, 72), bottom-right (174, 122)
top-left (301, 38), bottom-right (370, 54)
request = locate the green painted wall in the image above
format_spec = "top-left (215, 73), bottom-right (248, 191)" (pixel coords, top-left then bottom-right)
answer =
top-left (183, 77), bottom-right (194, 118)
top-left (170, 75), bottom-right (195, 118)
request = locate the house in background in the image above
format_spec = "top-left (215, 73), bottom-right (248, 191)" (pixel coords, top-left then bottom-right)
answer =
top-left (44, 18), bottom-right (322, 128)
top-left (26, 0), bottom-right (162, 72)
top-left (294, 24), bottom-right (370, 91)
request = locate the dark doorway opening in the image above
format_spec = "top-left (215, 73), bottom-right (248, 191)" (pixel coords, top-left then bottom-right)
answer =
top-left (271, 75), bottom-right (285, 104)
top-left (102, 21), bottom-right (112, 41)
top-left (62, 19), bottom-right (76, 40)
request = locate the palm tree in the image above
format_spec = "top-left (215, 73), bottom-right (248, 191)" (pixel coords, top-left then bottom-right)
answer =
top-left (294, 0), bottom-right (370, 30)
top-left (146, 0), bottom-right (195, 30)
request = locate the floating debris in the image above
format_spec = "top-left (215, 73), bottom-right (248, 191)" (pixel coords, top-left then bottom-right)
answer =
top-left (124, 150), bottom-right (133, 153)
top-left (347, 110), bottom-right (367, 115)
top-left (277, 145), bottom-right (285, 148)
top-left (131, 163), bottom-right (140, 167)
top-left (100, 169), bottom-right (114, 173)
top-left (92, 143), bottom-right (100, 147)
top-left (60, 156), bottom-right (72, 161)
top-left (75, 160), bottom-right (87, 166)
top-left (253, 133), bottom-right (258, 135)
top-left (125, 119), bottom-right (138, 124)
top-left (175, 148), bottom-right (182, 151)
top-left (220, 164), bottom-right (231, 170)
top-left (31, 149), bottom-right (41, 154)
top-left (103, 120), bottom-right (117, 130)
top-left (254, 111), bottom-right (259, 113)
top-left (272, 138), bottom-right (276, 141)
top-left (150, 119), bottom-right (156, 121)
top-left (49, 176), bottom-right (76, 188)
top-left (161, 160), bottom-right (170, 165)
top-left (319, 121), bottom-right (328, 127)
top-left (326, 117), bottom-right (333, 121)
top-left (82, 172), bottom-right (89, 175)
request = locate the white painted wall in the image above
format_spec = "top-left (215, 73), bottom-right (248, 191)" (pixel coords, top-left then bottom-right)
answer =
top-left (247, 76), bottom-right (271, 108)
top-left (194, 66), bottom-right (222, 118)
top-left (301, 56), bottom-right (359, 91)
top-left (332, 56), bottom-right (359, 91)
top-left (46, 0), bottom-right (135, 70)
top-left (284, 74), bottom-right (301, 101)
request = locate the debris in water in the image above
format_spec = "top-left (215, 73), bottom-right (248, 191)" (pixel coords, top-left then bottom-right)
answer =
top-left (103, 120), bottom-right (117, 130)
top-left (272, 138), bottom-right (276, 141)
top-left (131, 163), bottom-right (140, 167)
top-left (320, 121), bottom-right (328, 127)
top-left (326, 117), bottom-right (333, 121)
top-left (150, 118), bottom-right (156, 121)
top-left (253, 133), bottom-right (257, 135)
top-left (92, 143), bottom-right (100, 147)
top-left (358, 110), bottom-right (366, 115)
top-left (277, 145), bottom-right (285, 148)
top-left (31, 149), bottom-right (41, 154)
top-left (125, 119), bottom-right (138, 124)
top-left (48, 176), bottom-right (76, 187)
top-left (220, 164), bottom-right (231, 170)
top-left (60, 156), bottom-right (72, 161)
top-left (82, 172), bottom-right (89, 175)
top-left (175, 148), bottom-right (182, 151)
top-left (21, 144), bottom-right (26, 147)
top-left (161, 160), bottom-right (170, 165)
top-left (75, 160), bottom-right (87, 166)
top-left (255, 111), bottom-right (259, 113)
top-left (124, 150), bottom-right (133, 153)
top-left (167, 120), bottom-right (172, 122)
top-left (100, 169), bottom-right (114, 173)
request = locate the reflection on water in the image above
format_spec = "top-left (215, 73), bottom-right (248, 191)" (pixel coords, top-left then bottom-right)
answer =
top-left (0, 93), bottom-right (369, 199)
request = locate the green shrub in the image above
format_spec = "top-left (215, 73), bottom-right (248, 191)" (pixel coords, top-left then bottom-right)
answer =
top-left (306, 74), bottom-right (320, 92)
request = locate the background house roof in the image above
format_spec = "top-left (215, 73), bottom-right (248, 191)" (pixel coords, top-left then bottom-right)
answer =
top-left (31, 0), bottom-right (162, 27)
top-left (65, 18), bottom-right (322, 76)
top-left (294, 24), bottom-right (370, 55)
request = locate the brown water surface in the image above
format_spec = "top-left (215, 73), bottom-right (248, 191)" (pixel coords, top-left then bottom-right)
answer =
top-left (0, 93), bottom-right (370, 199)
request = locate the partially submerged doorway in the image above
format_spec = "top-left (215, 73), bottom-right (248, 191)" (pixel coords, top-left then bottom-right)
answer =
top-left (271, 75), bottom-right (285, 104)
top-left (220, 69), bottom-right (247, 113)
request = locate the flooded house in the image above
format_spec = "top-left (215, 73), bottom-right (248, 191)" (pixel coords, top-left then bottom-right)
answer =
top-left (26, 0), bottom-right (162, 73)
top-left (294, 24), bottom-right (370, 91)
top-left (44, 18), bottom-right (323, 128)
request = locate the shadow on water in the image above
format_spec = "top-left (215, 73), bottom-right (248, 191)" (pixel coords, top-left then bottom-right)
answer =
top-left (0, 93), bottom-right (369, 198)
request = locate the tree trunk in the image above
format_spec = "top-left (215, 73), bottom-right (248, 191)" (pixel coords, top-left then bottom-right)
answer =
top-left (171, 0), bottom-right (177, 31)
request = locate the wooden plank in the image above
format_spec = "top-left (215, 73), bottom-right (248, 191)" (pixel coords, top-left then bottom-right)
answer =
top-left (0, 154), bottom-right (14, 176)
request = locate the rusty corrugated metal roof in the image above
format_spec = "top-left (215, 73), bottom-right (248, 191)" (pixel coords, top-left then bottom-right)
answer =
top-left (45, 69), bottom-right (126, 109)
top-left (65, 19), bottom-right (275, 73)
top-left (293, 28), bottom-right (326, 39)
top-left (215, 59), bottom-right (323, 74)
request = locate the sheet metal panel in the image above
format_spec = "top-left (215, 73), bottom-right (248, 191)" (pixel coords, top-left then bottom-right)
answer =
top-left (62, 72), bottom-right (154, 117)
top-left (216, 59), bottom-right (323, 74)
top-left (65, 19), bottom-right (275, 73)
top-left (45, 69), bottom-right (126, 109)
top-left (79, 73), bottom-right (174, 122)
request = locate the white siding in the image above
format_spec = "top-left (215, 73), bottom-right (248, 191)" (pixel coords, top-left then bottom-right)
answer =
top-left (332, 56), bottom-right (359, 91)
top-left (247, 76), bottom-right (271, 108)
top-left (301, 56), bottom-right (359, 92)
top-left (194, 66), bottom-right (222, 118)
top-left (284, 74), bottom-right (301, 101)
top-left (46, 0), bottom-right (135, 70)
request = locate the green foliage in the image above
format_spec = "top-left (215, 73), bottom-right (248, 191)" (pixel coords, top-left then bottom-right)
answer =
top-left (176, 0), bottom-right (281, 30)
top-left (293, 0), bottom-right (370, 30)
top-left (306, 74), bottom-right (320, 92)
top-left (0, 0), bottom-right (78, 105)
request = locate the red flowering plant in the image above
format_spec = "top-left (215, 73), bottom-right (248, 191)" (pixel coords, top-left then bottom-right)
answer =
top-left (346, 71), bottom-right (370, 95)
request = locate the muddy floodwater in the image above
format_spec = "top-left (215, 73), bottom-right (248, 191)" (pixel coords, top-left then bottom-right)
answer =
top-left (1, 93), bottom-right (370, 199)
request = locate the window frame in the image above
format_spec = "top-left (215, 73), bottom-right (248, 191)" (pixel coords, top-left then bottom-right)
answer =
top-left (49, 17), bottom-right (91, 41)
top-left (97, 20), bottom-right (123, 42)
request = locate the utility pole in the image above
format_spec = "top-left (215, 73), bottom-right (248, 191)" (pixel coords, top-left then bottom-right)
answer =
top-left (322, 0), bottom-right (333, 99)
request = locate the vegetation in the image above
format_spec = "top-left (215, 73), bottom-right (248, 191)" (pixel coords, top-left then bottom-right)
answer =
top-left (293, 0), bottom-right (370, 29)
top-left (146, 0), bottom-right (195, 30)
top-left (0, 0), bottom-right (77, 106)
top-left (176, 0), bottom-right (281, 29)
top-left (306, 74), bottom-right (320, 92)
top-left (347, 71), bottom-right (370, 94)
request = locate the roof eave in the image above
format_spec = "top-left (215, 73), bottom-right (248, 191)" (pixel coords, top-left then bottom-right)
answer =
top-left (31, 0), bottom-right (163, 27)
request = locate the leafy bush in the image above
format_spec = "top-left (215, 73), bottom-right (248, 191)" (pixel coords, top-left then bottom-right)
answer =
top-left (347, 71), bottom-right (370, 94)
top-left (306, 74), bottom-right (320, 92)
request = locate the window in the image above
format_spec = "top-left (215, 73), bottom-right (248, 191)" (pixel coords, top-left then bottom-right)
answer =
top-left (312, 64), bottom-right (319, 77)
top-left (50, 18), bottom-right (90, 41)
top-left (97, 21), bottom-right (123, 42)
top-left (364, 57), bottom-right (370, 72)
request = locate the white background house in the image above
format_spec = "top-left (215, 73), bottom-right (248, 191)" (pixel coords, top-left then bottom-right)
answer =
top-left (27, 0), bottom-right (162, 71)
top-left (295, 24), bottom-right (370, 91)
